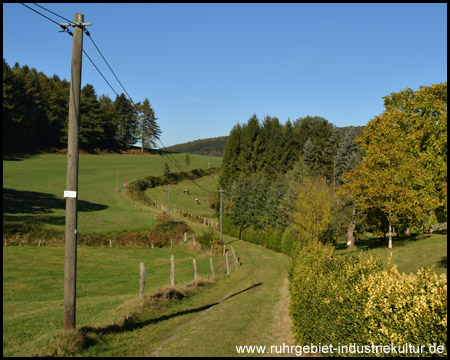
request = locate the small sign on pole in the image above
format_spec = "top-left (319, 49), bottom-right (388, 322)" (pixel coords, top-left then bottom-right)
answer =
top-left (64, 191), bottom-right (77, 198)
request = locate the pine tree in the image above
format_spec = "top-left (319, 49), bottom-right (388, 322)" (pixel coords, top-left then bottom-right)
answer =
top-left (219, 123), bottom-right (242, 190)
top-left (136, 98), bottom-right (160, 152)
top-left (302, 138), bottom-right (321, 174)
top-left (335, 127), bottom-right (361, 186)
top-left (114, 93), bottom-right (138, 149)
top-left (79, 84), bottom-right (104, 149)
top-left (323, 127), bottom-right (342, 184)
top-left (281, 119), bottom-right (296, 172)
top-left (98, 94), bottom-right (119, 149)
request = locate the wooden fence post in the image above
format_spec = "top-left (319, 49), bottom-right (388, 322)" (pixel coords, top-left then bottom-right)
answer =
top-left (109, 239), bottom-right (112, 248)
top-left (193, 235), bottom-right (196, 246)
top-left (184, 232), bottom-right (187, 242)
top-left (193, 259), bottom-right (198, 281)
top-left (225, 251), bottom-right (230, 275)
top-left (170, 255), bottom-right (175, 286)
top-left (170, 238), bottom-right (173, 248)
top-left (139, 262), bottom-right (146, 299)
top-left (209, 257), bottom-right (215, 278)
top-left (231, 246), bottom-right (240, 269)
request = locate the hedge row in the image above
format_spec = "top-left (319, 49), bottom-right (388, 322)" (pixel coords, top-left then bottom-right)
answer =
top-left (130, 167), bottom-right (219, 193)
top-left (289, 240), bottom-right (447, 357)
top-left (222, 215), bottom-right (295, 255)
top-left (3, 214), bottom-right (193, 248)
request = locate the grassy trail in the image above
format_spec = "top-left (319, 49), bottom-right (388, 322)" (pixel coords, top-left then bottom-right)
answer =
top-left (75, 234), bottom-right (292, 357)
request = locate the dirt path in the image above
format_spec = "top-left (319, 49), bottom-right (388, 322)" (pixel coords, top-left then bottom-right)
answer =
top-left (265, 277), bottom-right (296, 356)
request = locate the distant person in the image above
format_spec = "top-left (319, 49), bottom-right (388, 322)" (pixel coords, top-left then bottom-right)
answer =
top-left (125, 182), bottom-right (129, 189)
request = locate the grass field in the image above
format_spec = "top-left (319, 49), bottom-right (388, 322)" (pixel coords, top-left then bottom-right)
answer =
top-left (3, 234), bottom-right (291, 357)
top-left (336, 232), bottom-right (447, 275)
top-left (3, 153), bottom-right (221, 233)
top-left (3, 242), bottom-right (230, 356)
top-left (145, 173), bottom-right (219, 219)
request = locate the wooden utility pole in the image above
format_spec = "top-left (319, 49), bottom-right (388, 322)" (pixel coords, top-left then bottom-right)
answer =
top-left (168, 184), bottom-right (170, 212)
top-left (193, 259), bottom-right (198, 281)
top-left (63, 13), bottom-right (90, 331)
top-left (170, 255), bottom-right (175, 286)
top-left (139, 263), bottom-right (146, 300)
top-left (219, 189), bottom-right (224, 246)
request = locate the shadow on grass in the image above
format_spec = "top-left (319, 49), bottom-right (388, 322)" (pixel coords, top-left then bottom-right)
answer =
top-left (4, 214), bottom-right (66, 226)
top-left (437, 256), bottom-right (447, 269)
top-left (337, 232), bottom-right (434, 252)
top-left (3, 153), bottom-right (39, 161)
top-left (79, 282), bottom-right (263, 337)
top-left (3, 188), bottom-right (108, 227)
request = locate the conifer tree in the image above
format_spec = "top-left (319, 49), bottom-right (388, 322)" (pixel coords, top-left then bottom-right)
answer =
top-left (335, 127), bottom-right (361, 186)
top-left (323, 127), bottom-right (342, 184)
top-left (79, 84), bottom-right (104, 149)
top-left (238, 115), bottom-right (260, 175)
top-left (114, 93), bottom-right (138, 149)
top-left (136, 98), bottom-right (160, 152)
top-left (302, 138), bottom-right (321, 174)
top-left (219, 123), bottom-right (242, 190)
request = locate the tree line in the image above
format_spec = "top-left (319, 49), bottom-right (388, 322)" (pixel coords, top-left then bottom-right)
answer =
top-left (219, 82), bottom-right (447, 251)
top-left (3, 59), bottom-right (161, 152)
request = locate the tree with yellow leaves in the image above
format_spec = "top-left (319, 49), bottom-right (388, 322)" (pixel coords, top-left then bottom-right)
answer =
top-left (291, 176), bottom-right (335, 243)
top-left (340, 83), bottom-right (446, 248)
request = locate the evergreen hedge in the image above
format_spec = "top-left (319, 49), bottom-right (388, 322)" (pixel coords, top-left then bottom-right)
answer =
top-left (289, 240), bottom-right (447, 357)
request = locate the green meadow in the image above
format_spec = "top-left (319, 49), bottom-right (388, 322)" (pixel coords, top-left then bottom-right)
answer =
top-left (336, 232), bottom-right (447, 276)
top-left (3, 152), bottom-right (221, 233)
top-left (145, 173), bottom-right (220, 219)
top-left (3, 244), bottom-right (231, 356)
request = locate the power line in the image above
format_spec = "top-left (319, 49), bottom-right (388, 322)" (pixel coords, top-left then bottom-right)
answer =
top-left (82, 49), bottom-right (120, 98)
top-left (32, 3), bottom-right (72, 23)
top-left (20, 3), bottom-right (66, 29)
top-left (21, 2), bottom-right (216, 195)
top-left (20, 4), bottom-right (120, 100)
top-left (156, 138), bottom-right (215, 194)
top-left (80, 31), bottom-right (196, 183)
top-left (84, 33), bottom-right (134, 102)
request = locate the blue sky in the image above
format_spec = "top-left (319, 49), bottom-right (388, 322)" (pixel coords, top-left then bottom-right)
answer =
top-left (3, 3), bottom-right (447, 147)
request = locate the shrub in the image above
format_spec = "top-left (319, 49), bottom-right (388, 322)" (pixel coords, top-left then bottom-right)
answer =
top-left (289, 240), bottom-right (447, 356)
top-left (150, 213), bottom-right (191, 247)
top-left (280, 227), bottom-right (294, 255)
top-left (196, 229), bottom-right (220, 247)
top-left (358, 265), bottom-right (447, 351)
top-left (290, 240), bottom-right (383, 348)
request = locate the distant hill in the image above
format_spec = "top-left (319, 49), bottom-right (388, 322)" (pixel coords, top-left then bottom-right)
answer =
top-left (165, 136), bottom-right (229, 157)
